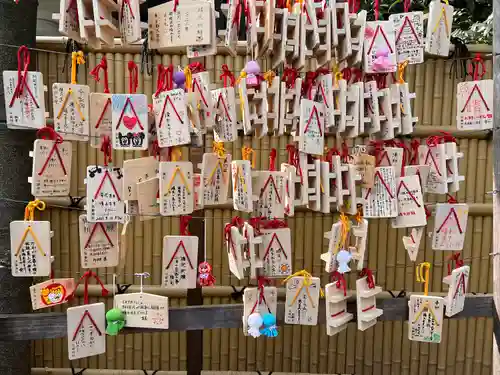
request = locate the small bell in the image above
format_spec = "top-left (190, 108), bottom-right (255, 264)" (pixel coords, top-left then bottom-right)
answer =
top-left (105, 308), bottom-right (125, 336)
top-left (247, 312), bottom-right (263, 338)
top-left (260, 313), bottom-right (278, 337)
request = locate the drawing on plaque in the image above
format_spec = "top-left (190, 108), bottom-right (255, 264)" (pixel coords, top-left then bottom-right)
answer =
top-left (212, 87), bottom-right (238, 142)
top-left (153, 88), bottom-right (191, 147)
top-left (408, 295), bottom-right (444, 343)
top-left (201, 153), bottom-right (231, 205)
top-left (123, 156), bottom-right (159, 201)
top-left (362, 166), bottom-right (398, 218)
top-left (389, 12), bottom-right (424, 64)
top-left (424, 0), bottom-right (453, 57)
top-left (363, 21), bottom-right (397, 73)
top-left (30, 278), bottom-right (75, 310)
top-left (443, 265), bottom-right (469, 317)
top-left (3, 52), bottom-right (46, 129)
top-left (432, 203), bottom-right (468, 250)
top-left (298, 99), bottom-right (325, 155)
top-left (78, 215), bottom-right (119, 269)
top-left (162, 235), bottom-right (198, 289)
top-left (119, 0), bottom-right (141, 44)
top-left (10, 220), bottom-right (51, 277)
top-left (53, 82), bottom-right (90, 140)
top-left (456, 80), bottom-right (493, 130)
top-left (253, 171), bottom-right (286, 218)
top-left (67, 303), bottom-right (106, 360)
top-left (86, 166), bottom-right (125, 223)
top-left (159, 161), bottom-right (194, 216)
top-left (90, 93), bottom-right (112, 148)
top-left (30, 139), bottom-right (72, 197)
top-left (242, 286), bottom-right (278, 336)
top-left (284, 275), bottom-right (321, 325)
top-left (259, 228), bottom-right (292, 277)
top-left (112, 94), bottom-right (149, 150)
top-left (231, 160), bottom-right (254, 213)
top-left (114, 292), bottom-right (169, 329)
top-left (392, 175), bottom-right (426, 228)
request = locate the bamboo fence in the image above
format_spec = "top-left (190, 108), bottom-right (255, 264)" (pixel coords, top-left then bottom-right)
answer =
top-left (26, 47), bottom-right (494, 375)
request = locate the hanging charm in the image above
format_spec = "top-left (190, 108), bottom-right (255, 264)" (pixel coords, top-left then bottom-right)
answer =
top-left (284, 271), bottom-right (322, 325)
top-left (325, 272), bottom-right (353, 336)
top-left (67, 302), bottom-right (106, 360)
top-left (114, 272), bottom-right (170, 329)
top-left (10, 200), bottom-right (51, 277)
top-left (30, 128), bottom-right (72, 197)
top-left (356, 268), bottom-right (383, 331)
top-left (53, 51), bottom-right (90, 140)
top-left (86, 165), bottom-right (125, 222)
top-left (105, 308), bottom-right (126, 336)
top-left (3, 46), bottom-right (46, 130)
top-left (408, 263), bottom-right (444, 343)
top-left (243, 283), bottom-right (278, 337)
top-left (432, 202), bottom-right (469, 250)
top-left (79, 215), bottom-right (119, 268)
top-left (30, 278), bottom-right (75, 310)
top-left (425, 0), bottom-right (453, 57)
top-left (198, 261), bottom-right (216, 286)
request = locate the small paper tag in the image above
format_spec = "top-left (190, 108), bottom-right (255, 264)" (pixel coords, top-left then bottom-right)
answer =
top-left (284, 276), bottom-right (321, 325)
top-left (10, 220), bottom-right (52, 276)
top-left (408, 295), bottom-right (444, 343)
top-left (352, 154), bottom-right (375, 188)
top-left (114, 293), bottom-right (169, 329)
top-left (67, 303), bottom-right (106, 360)
top-left (162, 235), bottom-right (199, 289)
top-left (30, 278), bottom-right (75, 310)
top-left (79, 215), bottom-right (119, 268)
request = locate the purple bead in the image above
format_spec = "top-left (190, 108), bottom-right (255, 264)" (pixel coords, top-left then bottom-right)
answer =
top-left (173, 71), bottom-right (186, 88)
top-left (244, 60), bottom-right (261, 75)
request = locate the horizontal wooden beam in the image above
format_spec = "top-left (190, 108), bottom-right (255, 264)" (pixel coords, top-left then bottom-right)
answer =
top-left (38, 197), bottom-right (494, 216)
top-left (0, 295), bottom-right (493, 341)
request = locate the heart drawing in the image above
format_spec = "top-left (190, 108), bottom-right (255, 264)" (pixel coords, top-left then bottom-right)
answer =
top-left (123, 115), bottom-right (138, 130)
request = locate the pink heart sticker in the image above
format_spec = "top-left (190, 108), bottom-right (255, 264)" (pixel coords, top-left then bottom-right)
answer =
top-left (123, 115), bottom-right (137, 130)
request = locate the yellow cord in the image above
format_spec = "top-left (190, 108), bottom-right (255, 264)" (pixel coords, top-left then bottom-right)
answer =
top-left (71, 51), bottom-right (85, 85)
top-left (170, 147), bottom-right (182, 162)
top-left (56, 89), bottom-right (85, 121)
top-left (263, 70), bottom-right (276, 87)
top-left (213, 142), bottom-right (226, 159)
top-left (432, 7), bottom-right (450, 37)
top-left (165, 167), bottom-right (191, 195)
top-left (24, 200), bottom-right (46, 221)
top-left (242, 146), bottom-right (256, 168)
top-left (184, 66), bottom-right (192, 92)
top-left (397, 60), bottom-right (409, 84)
top-left (416, 262), bottom-right (431, 296)
top-left (282, 270), bottom-right (324, 308)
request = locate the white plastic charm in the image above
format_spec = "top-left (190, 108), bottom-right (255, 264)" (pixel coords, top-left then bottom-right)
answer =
top-left (159, 161), bottom-right (194, 216)
top-left (30, 139), bottom-right (72, 197)
top-left (154, 89), bottom-right (191, 147)
top-left (432, 203), bottom-right (469, 250)
top-left (356, 271), bottom-right (383, 331)
top-left (443, 265), bottom-right (470, 317)
top-left (456, 79), bottom-right (493, 130)
top-left (363, 21), bottom-right (397, 73)
top-left (112, 94), bottom-right (149, 150)
top-left (284, 274), bottom-right (321, 325)
top-left (362, 166), bottom-right (398, 218)
top-left (162, 235), bottom-right (199, 289)
top-left (53, 82), bottom-right (90, 140)
top-left (259, 227), bottom-right (292, 277)
top-left (86, 166), bottom-right (125, 223)
top-left (242, 286), bottom-right (278, 337)
top-left (67, 303), bottom-right (106, 360)
top-left (30, 278), bottom-right (75, 310)
top-left (425, 0), bottom-right (453, 57)
top-left (325, 279), bottom-right (353, 336)
top-left (10, 220), bottom-right (52, 277)
top-left (389, 12), bottom-right (424, 64)
top-left (79, 215), bottom-right (119, 269)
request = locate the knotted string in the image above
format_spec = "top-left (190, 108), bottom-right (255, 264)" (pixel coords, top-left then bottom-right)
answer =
top-left (9, 46), bottom-right (39, 108)
top-left (71, 51), bottom-right (85, 85)
top-left (128, 61), bottom-right (139, 94)
top-left (100, 136), bottom-right (112, 166)
top-left (220, 64), bottom-right (236, 88)
top-left (468, 53), bottom-right (486, 81)
top-left (24, 199), bottom-right (46, 221)
top-left (180, 215), bottom-right (192, 236)
top-left (359, 268), bottom-right (375, 289)
top-left (68, 270), bottom-right (109, 304)
top-left (331, 271), bottom-right (347, 296)
top-left (447, 252), bottom-right (464, 275)
top-left (282, 67), bottom-right (299, 89)
top-left (89, 56), bottom-right (110, 93)
top-left (242, 146), bottom-right (256, 168)
top-left (269, 148), bottom-right (277, 171)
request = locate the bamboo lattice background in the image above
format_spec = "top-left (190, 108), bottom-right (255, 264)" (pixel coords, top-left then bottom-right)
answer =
top-left (27, 49), bottom-right (494, 375)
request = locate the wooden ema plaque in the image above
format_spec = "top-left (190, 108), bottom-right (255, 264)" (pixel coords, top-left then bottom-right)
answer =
top-left (85, 166), bottom-right (125, 223)
top-left (52, 82), bottom-right (90, 141)
top-left (67, 303), bottom-right (106, 360)
top-left (363, 21), bottom-right (397, 74)
top-left (78, 215), bottom-right (119, 269)
top-left (153, 89), bottom-right (191, 147)
top-left (3, 70), bottom-right (46, 130)
top-left (425, 0), bottom-right (453, 57)
top-left (30, 278), bottom-right (75, 310)
top-left (10, 220), bottom-right (51, 277)
top-left (258, 228), bottom-right (292, 277)
top-left (231, 160), bottom-right (255, 213)
top-left (123, 156), bottom-right (159, 201)
top-left (392, 175), bottom-right (427, 228)
top-left (162, 235), bottom-right (198, 289)
top-left (408, 295), bottom-right (444, 343)
top-left (456, 79), bottom-right (493, 130)
top-left (356, 276), bottom-right (383, 331)
top-left (200, 153), bottom-right (231, 206)
top-left (30, 139), bottom-right (72, 197)
top-left (114, 293), bottom-right (169, 329)
top-left (112, 94), bottom-right (149, 150)
top-left (211, 87), bottom-right (238, 142)
top-left (253, 170), bottom-right (286, 218)
top-left (389, 12), bottom-right (424, 64)
top-left (432, 203), bottom-right (468, 250)
top-left (159, 161), bottom-right (194, 216)
top-left (443, 265), bottom-right (470, 317)
top-left (89, 93), bottom-right (112, 148)
top-left (325, 282), bottom-right (353, 336)
top-left (297, 99), bottom-right (325, 155)
top-left (362, 166), bottom-right (398, 218)
top-left (284, 276), bottom-right (321, 325)
top-left (242, 286), bottom-right (278, 336)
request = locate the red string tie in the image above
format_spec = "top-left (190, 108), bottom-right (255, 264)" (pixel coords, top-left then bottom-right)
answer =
top-left (282, 67), bottom-right (299, 89)
top-left (9, 46), bottom-right (39, 109)
top-left (100, 135), bottom-right (112, 166)
top-left (359, 268), bottom-right (375, 289)
top-left (89, 56), bottom-right (110, 94)
top-left (220, 64), bottom-right (236, 88)
top-left (67, 270), bottom-right (109, 304)
top-left (269, 148), bottom-right (277, 171)
top-left (180, 215), bottom-right (192, 236)
top-left (128, 61), bottom-right (138, 94)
